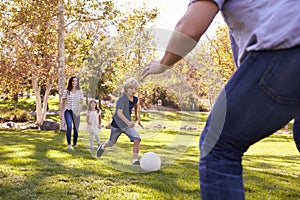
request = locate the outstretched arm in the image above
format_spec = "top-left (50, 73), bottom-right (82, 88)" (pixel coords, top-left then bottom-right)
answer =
top-left (141, 1), bottom-right (218, 79)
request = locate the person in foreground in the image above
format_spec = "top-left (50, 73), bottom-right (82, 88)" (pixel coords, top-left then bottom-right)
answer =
top-left (96, 77), bottom-right (141, 165)
top-left (141, 1), bottom-right (300, 199)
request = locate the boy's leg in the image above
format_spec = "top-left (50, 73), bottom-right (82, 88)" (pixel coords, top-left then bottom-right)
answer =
top-left (123, 127), bottom-right (141, 164)
top-left (96, 127), bottom-right (122, 158)
top-left (199, 48), bottom-right (300, 200)
top-left (133, 139), bottom-right (140, 161)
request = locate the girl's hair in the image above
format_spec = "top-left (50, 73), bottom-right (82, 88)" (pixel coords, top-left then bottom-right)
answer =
top-left (124, 77), bottom-right (139, 92)
top-left (66, 76), bottom-right (81, 93)
top-left (88, 100), bottom-right (100, 113)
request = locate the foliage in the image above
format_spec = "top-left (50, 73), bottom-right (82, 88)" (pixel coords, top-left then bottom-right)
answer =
top-left (0, 109), bottom-right (33, 123)
top-left (146, 85), bottom-right (179, 109)
top-left (0, 0), bottom-right (120, 125)
top-left (205, 24), bottom-right (236, 82)
top-left (80, 3), bottom-right (159, 105)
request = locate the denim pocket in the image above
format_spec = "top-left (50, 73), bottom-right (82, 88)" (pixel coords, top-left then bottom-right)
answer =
top-left (259, 48), bottom-right (300, 104)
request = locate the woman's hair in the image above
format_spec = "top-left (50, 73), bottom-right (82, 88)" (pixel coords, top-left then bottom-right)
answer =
top-left (124, 77), bottom-right (139, 92)
top-left (88, 100), bottom-right (100, 113)
top-left (66, 76), bottom-right (81, 92)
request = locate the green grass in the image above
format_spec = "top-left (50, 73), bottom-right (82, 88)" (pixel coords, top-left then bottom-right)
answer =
top-left (0, 96), bottom-right (60, 111)
top-left (0, 121), bottom-right (299, 199)
top-left (0, 96), bottom-right (299, 199)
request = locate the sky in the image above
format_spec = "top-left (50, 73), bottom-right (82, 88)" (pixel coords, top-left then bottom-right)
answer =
top-left (114, 0), bottom-right (190, 31)
top-left (114, 0), bottom-right (224, 34)
top-left (113, 0), bottom-right (224, 55)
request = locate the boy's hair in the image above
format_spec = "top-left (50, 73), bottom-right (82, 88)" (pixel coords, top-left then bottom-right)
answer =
top-left (124, 77), bottom-right (139, 92)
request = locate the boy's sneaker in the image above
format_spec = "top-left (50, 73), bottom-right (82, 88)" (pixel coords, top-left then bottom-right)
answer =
top-left (132, 160), bottom-right (140, 165)
top-left (67, 144), bottom-right (72, 149)
top-left (96, 144), bottom-right (105, 158)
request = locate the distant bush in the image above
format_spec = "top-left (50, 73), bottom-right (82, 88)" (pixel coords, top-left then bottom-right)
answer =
top-left (0, 109), bottom-right (33, 123)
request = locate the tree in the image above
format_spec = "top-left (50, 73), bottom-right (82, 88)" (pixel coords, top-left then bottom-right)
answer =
top-left (0, 0), bottom-right (119, 126)
top-left (80, 3), bottom-right (159, 116)
top-left (206, 25), bottom-right (235, 82)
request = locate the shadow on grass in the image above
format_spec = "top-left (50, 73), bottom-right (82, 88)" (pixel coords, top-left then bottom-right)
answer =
top-left (0, 128), bottom-right (200, 199)
top-left (243, 154), bottom-right (300, 199)
top-left (1, 128), bottom-right (299, 200)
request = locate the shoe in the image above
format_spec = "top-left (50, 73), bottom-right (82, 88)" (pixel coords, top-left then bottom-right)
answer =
top-left (67, 144), bottom-right (72, 149)
top-left (132, 160), bottom-right (140, 165)
top-left (96, 144), bottom-right (105, 158)
top-left (74, 145), bottom-right (78, 148)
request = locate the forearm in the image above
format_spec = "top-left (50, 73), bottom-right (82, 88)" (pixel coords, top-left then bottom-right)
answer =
top-left (161, 1), bottom-right (218, 66)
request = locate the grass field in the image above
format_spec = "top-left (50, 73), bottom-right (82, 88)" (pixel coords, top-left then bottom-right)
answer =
top-left (0, 110), bottom-right (299, 199)
top-left (0, 98), bottom-right (299, 199)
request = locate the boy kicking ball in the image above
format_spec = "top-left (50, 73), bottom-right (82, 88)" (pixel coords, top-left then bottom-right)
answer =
top-left (96, 77), bottom-right (141, 165)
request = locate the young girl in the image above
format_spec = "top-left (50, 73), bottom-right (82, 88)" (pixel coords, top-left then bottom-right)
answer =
top-left (86, 100), bottom-right (101, 149)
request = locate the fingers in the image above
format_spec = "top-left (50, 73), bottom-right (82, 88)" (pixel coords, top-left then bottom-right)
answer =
top-left (141, 60), bottom-right (171, 80)
top-left (141, 64), bottom-right (151, 79)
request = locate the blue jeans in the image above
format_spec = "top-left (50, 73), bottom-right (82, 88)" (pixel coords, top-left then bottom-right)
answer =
top-left (199, 47), bottom-right (300, 200)
top-left (64, 110), bottom-right (80, 145)
top-left (293, 116), bottom-right (300, 152)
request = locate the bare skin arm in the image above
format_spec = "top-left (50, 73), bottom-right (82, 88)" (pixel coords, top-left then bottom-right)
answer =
top-left (141, 1), bottom-right (219, 79)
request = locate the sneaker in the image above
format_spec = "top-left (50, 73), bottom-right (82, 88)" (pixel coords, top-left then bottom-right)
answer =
top-left (132, 160), bottom-right (140, 165)
top-left (67, 144), bottom-right (72, 149)
top-left (96, 144), bottom-right (105, 158)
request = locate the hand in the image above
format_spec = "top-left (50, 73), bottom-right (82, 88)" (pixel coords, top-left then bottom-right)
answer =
top-left (128, 121), bottom-right (135, 128)
top-left (141, 60), bottom-right (170, 79)
top-left (60, 113), bottom-right (63, 120)
top-left (75, 111), bottom-right (80, 117)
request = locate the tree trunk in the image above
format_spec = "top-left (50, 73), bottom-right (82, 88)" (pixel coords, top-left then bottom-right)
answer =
top-left (13, 93), bottom-right (18, 110)
top-left (31, 73), bottom-right (43, 126)
top-left (42, 65), bottom-right (56, 121)
top-left (58, 1), bottom-right (66, 130)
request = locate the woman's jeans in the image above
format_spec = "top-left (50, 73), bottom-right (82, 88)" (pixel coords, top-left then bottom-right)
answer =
top-left (64, 110), bottom-right (80, 145)
top-left (199, 47), bottom-right (300, 200)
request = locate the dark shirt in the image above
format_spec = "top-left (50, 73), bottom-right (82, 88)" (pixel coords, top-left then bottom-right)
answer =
top-left (111, 94), bottom-right (138, 129)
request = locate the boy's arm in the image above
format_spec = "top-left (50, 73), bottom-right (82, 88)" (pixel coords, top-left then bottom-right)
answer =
top-left (117, 109), bottom-right (135, 128)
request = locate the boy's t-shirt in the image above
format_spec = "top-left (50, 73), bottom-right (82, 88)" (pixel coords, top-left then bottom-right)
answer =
top-left (111, 93), bottom-right (138, 129)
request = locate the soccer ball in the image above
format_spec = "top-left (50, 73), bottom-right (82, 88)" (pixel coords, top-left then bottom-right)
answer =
top-left (140, 152), bottom-right (161, 171)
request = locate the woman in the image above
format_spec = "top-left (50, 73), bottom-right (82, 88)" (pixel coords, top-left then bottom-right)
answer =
top-left (61, 76), bottom-right (84, 149)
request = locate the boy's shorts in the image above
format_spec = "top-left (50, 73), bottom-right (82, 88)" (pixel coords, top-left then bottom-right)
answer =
top-left (108, 126), bottom-right (141, 146)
